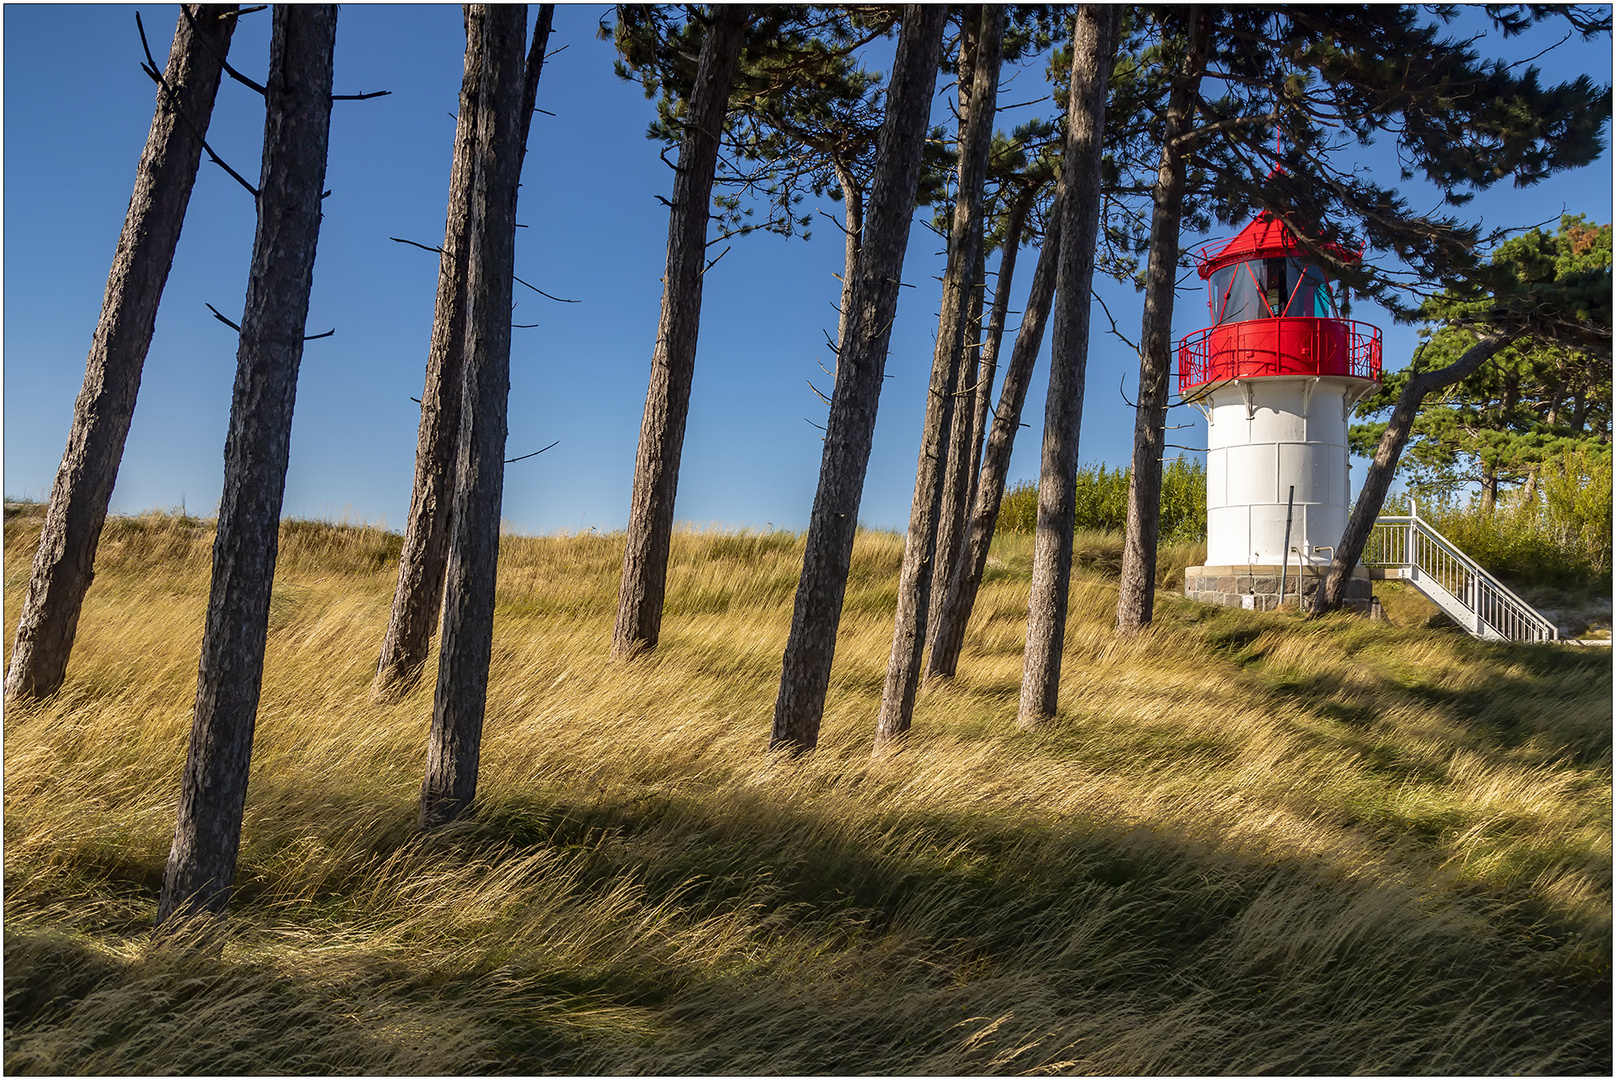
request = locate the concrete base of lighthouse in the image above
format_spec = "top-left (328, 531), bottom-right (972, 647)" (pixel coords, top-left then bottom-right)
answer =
top-left (1184, 564), bottom-right (1374, 614)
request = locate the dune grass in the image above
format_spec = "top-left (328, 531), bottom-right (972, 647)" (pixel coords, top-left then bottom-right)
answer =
top-left (4, 505), bottom-right (1610, 1074)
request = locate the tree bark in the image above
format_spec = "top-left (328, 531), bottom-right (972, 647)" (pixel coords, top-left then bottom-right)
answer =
top-left (1017, 5), bottom-right (1118, 728)
top-left (832, 160), bottom-right (865, 355)
top-left (373, 5), bottom-right (554, 700)
top-left (157, 4), bottom-right (335, 926)
top-left (1115, 8), bottom-right (1208, 635)
top-left (419, 4), bottom-right (530, 829)
top-left (611, 5), bottom-right (749, 660)
top-left (5, 5), bottom-right (238, 707)
top-left (927, 183), bottom-right (1049, 678)
top-left (1313, 335), bottom-right (1509, 615)
top-left (875, 5), bottom-right (1003, 751)
top-left (770, 5), bottom-right (947, 754)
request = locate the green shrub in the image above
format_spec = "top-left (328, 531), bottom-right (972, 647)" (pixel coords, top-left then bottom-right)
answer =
top-left (997, 457), bottom-right (1207, 542)
top-left (997, 479), bottom-right (1039, 535)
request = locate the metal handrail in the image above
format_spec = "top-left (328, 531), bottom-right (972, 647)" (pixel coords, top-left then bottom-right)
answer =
top-left (1364, 501), bottom-right (1558, 642)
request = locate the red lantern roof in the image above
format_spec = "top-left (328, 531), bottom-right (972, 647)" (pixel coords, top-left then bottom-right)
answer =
top-left (1193, 211), bottom-right (1360, 280)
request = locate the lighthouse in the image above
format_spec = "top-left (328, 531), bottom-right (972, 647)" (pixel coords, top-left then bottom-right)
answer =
top-left (1179, 207), bottom-right (1382, 612)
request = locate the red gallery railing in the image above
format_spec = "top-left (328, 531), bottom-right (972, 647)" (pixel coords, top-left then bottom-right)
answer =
top-left (1178, 318), bottom-right (1381, 396)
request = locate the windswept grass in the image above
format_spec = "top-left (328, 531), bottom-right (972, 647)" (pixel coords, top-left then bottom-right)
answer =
top-left (4, 507), bottom-right (1610, 1074)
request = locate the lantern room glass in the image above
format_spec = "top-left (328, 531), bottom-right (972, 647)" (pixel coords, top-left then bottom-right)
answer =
top-left (1209, 258), bottom-right (1337, 324)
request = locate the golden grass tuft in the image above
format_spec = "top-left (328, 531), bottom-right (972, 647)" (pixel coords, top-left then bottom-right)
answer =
top-left (4, 508), bottom-right (1609, 1074)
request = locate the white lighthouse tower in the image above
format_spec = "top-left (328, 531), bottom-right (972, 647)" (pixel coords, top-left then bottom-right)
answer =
top-left (1179, 208), bottom-right (1383, 612)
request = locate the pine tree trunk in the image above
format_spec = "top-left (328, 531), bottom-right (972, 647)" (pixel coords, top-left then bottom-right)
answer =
top-left (419, 4), bottom-right (530, 829)
top-left (1017, 5), bottom-right (1118, 728)
top-left (5, 5), bottom-right (238, 707)
top-left (929, 240), bottom-right (988, 643)
top-left (611, 5), bottom-right (749, 660)
top-left (770, 5), bottom-right (947, 754)
top-left (373, 5), bottom-right (553, 700)
top-left (875, 5), bottom-right (1003, 750)
top-left (927, 184), bottom-right (1046, 678)
top-left (156, 4), bottom-right (336, 926)
top-left (372, 8), bottom-right (484, 700)
top-left (961, 200), bottom-right (1029, 539)
top-left (1115, 9), bottom-right (1208, 636)
top-left (1314, 335), bottom-right (1508, 615)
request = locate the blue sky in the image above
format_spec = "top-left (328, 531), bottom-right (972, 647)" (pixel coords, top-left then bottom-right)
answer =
top-left (4, 5), bottom-right (1611, 535)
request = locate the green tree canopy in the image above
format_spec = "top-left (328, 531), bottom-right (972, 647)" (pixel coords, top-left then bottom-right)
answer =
top-left (1350, 215), bottom-right (1613, 502)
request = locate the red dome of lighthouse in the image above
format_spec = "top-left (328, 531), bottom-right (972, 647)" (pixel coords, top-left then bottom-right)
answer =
top-left (1193, 210), bottom-right (1360, 279)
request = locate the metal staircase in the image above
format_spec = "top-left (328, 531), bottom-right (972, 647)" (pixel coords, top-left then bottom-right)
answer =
top-left (1363, 500), bottom-right (1559, 642)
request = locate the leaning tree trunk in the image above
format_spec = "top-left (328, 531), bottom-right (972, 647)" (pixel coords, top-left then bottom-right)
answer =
top-left (874, 4), bottom-right (1003, 751)
top-left (770, 5), bottom-right (947, 755)
top-left (927, 181), bottom-right (1051, 678)
top-left (157, 4), bottom-right (336, 926)
top-left (5, 5), bottom-right (238, 707)
top-left (1314, 334), bottom-right (1509, 615)
top-left (925, 16), bottom-right (988, 651)
top-left (611, 5), bottom-right (749, 660)
top-left (373, 4), bottom-right (554, 700)
top-left (372, 9), bottom-right (483, 700)
top-left (1115, 8), bottom-right (1208, 636)
top-left (1017, 5), bottom-right (1118, 729)
top-left (928, 240), bottom-right (989, 643)
top-left (419, 4), bottom-right (530, 830)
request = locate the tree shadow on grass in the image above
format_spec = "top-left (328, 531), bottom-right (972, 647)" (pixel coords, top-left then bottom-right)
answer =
top-left (7, 767), bottom-right (1610, 1075)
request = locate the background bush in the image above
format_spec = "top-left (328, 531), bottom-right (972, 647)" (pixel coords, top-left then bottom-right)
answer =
top-left (997, 455), bottom-right (1207, 542)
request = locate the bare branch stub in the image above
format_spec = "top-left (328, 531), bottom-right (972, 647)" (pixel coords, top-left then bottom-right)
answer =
top-left (304, 328), bottom-right (335, 341)
top-left (332, 89), bottom-right (391, 101)
top-left (513, 274), bottom-right (580, 304)
top-left (205, 302), bottom-right (242, 332)
top-left (1118, 374), bottom-right (1138, 410)
top-left (391, 236), bottom-right (445, 255)
top-left (1093, 289), bottom-right (1141, 354)
top-left (136, 11), bottom-right (259, 198)
top-left (702, 245), bottom-right (732, 275)
top-left (506, 440), bottom-right (560, 464)
top-left (182, 3), bottom-right (266, 95)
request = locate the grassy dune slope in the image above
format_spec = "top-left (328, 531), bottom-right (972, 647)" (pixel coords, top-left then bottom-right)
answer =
top-left (4, 506), bottom-right (1610, 1074)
